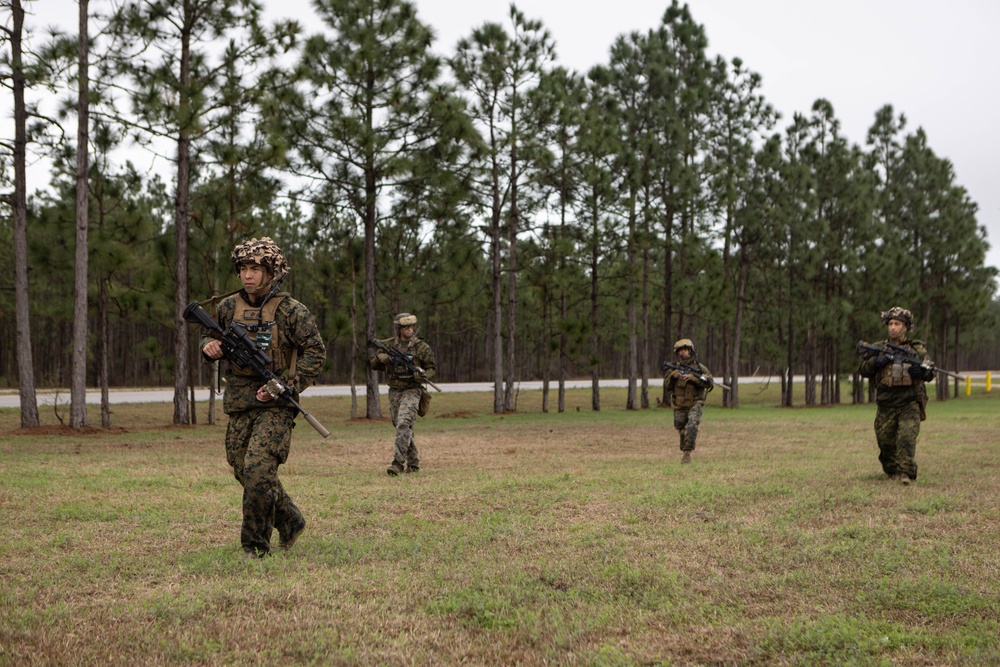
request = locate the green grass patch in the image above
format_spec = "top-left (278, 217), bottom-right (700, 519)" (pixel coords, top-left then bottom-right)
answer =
top-left (1, 388), bottom-right (997, 665)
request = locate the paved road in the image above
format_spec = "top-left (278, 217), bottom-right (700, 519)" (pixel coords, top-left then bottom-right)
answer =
top-left (2, 373), bottom-right (986, 409)
top-left (0, 380), bottom-right (635, 408)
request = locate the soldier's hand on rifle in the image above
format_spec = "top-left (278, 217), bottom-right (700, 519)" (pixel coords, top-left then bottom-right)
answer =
top-left (376, 353), bottom-right (391, 365)
top-left (908, 365), bottom-right (934, 381)
top-left (874, 353), bottom-right (892, 369)
top-left (255, 385), bottom-right (274, 402)
top-left (202, 340), bottom-right (223, 360)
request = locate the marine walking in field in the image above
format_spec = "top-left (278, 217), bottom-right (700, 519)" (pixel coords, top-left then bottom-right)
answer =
top-left (199, 237), bottom-right (326, 557)
top-left (369, 313), bottom-right (437, 476)
top-left (663, 339), bottom-right (714, 463)
top-left (857, 306), bottom-right (935, 485)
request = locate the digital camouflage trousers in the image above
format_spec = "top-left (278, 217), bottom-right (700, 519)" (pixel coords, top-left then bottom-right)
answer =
top-left (225, 407), bottom-right (304, 555)
top-left (673, 402), bottom-right (704, 452)
top-left (389, 387), bottom-right (421, 469)
top-left (874, 401), bottom-right (921, 480)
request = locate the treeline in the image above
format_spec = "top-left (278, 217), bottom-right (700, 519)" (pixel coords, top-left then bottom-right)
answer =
top-left (1, 0), bottom-right (997, 428)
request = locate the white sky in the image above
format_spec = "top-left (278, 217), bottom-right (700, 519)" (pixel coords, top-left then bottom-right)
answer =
top-left (25, 0), bottom-right (1000, 274)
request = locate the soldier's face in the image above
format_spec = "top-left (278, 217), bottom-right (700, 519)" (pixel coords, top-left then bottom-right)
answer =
top-left (887, 319), bottom-right (906, 341)
top-left (239, 263), bottom-right (272, 295)
top-left (678, 347), bottom-right (692, 360)
top-left (398, 324), bottom-right (415, 341)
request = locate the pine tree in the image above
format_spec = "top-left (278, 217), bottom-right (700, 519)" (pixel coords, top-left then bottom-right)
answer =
top-left (284, 0), bottom-right (471, 418)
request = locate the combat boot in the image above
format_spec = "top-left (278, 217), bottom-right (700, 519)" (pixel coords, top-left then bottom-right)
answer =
top-left (387, 462), bottom-right (404, 476)
top-left (279, 517), bottom-right (306, 551)
top-left (681, 451), bottom-right (691, 464)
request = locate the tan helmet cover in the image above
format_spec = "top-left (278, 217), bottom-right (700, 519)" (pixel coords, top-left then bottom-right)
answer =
top-left (880, 306), bottom-right (913, 330)
top-left (231, 236), bottom-right (289, 279)
top-left (673, 338), bottom-right (695, 353)
top-left (393, 312), bottom-right (418, 327)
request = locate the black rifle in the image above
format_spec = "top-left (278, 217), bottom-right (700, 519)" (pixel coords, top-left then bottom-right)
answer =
top-left (368, 339), bottom-right (441, 392)
top-left (856, 340), bottom-right (964, 381)
top-left (184, 301), bottom-right (330, 438)
top-left (661, 361), bottom-right (731, 391)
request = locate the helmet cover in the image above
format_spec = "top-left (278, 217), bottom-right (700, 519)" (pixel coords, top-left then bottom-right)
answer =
top-left (393, 312), bottom-right (418, 327)
top-left (231, 237), bottom-right (289, 279)
top-left (673, 338), bottom-right (695, 353)
top-left (880, 306), bottom-right (913, 329)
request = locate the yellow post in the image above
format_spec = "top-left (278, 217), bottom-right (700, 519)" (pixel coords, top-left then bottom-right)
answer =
top-left (988, 371), bottom-right (992, 393)
top-left (966, 375), bottom-right (971, 396)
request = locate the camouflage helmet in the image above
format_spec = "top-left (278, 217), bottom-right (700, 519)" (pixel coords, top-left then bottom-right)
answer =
top-left (393, 312), bottom-right (418, 328)
top-left (231, 237), bottom-right (289, 279)
top-left (673, 338), bottom-right (695, 353)
top-left (880, 306), bottom-right (913, 330)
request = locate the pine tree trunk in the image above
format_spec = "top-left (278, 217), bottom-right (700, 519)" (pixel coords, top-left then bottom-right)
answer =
top-left (71, 0), bottom-right (90, 430)
top-left (10, 0), bottom-right (39, 428)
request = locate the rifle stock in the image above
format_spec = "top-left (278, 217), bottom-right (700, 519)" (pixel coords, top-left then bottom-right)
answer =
top-left (184, 301), bottom-right (330, 438)
top-left (368, 339), bottom-right (441, 391)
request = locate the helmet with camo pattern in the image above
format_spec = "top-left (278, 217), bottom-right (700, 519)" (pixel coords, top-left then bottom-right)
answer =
top-left (880, 306), bottom-right (913, 330)
top-left (230, 237), bottom-right (289, 279)
top-left (673, 338), bottom-right (695, 354)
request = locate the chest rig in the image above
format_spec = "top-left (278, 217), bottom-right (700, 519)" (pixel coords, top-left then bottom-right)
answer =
top-left (391, 340), bottom-right (417, 380)
top-left (230, 292), bottom-right (295, 378)
top-left (672, 374), bottom-right (704, 408)
top-left (876, 340), bottom-right (920, 388)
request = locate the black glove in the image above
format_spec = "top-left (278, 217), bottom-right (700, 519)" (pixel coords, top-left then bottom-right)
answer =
top-left (874, 354), bottom-right (892, 369)
top-left (908, 365), bottom-right (934, 381)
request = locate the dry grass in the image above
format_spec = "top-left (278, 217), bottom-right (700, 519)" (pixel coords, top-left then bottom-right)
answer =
top-left (1, 386), bottom-right (998, 666)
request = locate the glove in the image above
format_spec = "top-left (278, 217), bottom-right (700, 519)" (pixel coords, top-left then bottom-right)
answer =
top-left (376, 353), bottom-right (391, 365)
top-left (908, 365), bottom-right (934, 380)
top-left (874, 354), bottom-right (892, 369)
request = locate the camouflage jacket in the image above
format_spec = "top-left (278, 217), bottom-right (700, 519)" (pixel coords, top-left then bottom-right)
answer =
top-left (200, 290), bottom-right (326, 415)
top-left (858, 338), bottom-right (932, 407)
top-left (664, 360), bottom-right (713, 408)
top-left (370, 336), bottom-right (436, 392)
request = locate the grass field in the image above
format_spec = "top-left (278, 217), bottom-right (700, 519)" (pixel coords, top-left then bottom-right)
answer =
top-left (2, 384), bottom-right (998, 666)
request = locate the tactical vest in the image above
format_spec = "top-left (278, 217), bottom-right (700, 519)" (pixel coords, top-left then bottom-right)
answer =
top-left (672, 375), bottom-right (705, 409)
top-left (229, 292), bottom-right (296, 379)
top-left (875, 340), bottom-right (923, 388)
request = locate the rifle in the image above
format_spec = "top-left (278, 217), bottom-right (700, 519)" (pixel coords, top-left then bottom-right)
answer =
top-left (368, 339), bottom-right (441, 392)
top-left (855, 340), bottom-right (964, 381)
top-left (184, 301), bottom-right (330, 438)
top-left (661, 361), bottom-right (731, 391)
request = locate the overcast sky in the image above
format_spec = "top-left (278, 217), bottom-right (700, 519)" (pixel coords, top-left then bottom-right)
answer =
top-left (29, 0), bottom-right (1000, 274)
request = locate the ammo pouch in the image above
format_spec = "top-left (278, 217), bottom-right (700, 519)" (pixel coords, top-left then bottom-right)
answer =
top-left (418, 387), bottom-right (432, 417)
top-left (877, 362), bottom-right (914, 388)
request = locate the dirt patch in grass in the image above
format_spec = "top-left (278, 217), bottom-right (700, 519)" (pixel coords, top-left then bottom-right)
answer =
top-left (435, 411), bottom-right (475, 419)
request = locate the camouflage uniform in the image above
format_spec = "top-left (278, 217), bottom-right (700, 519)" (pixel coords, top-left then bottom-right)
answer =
top-left (202, 287), bottom-right (325, 557)
top-left (858, 337), bottom-right (932, 482)
top-left (664, 355), bottom-right (713, 455)
top-left (370, 333), bottom-right (436, 473)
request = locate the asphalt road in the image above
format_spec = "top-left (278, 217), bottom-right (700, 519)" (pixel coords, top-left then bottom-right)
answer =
top-left (3, 373), bottom-right (987, 409)
top-left (0, 380), bottom-right (632, 408)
